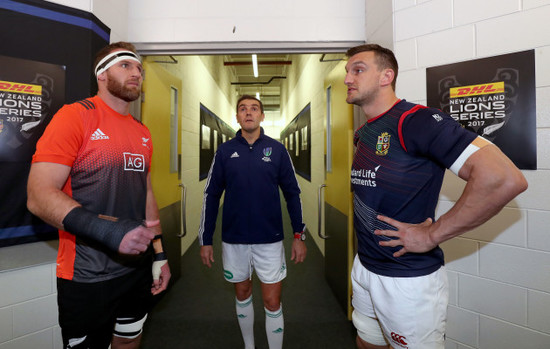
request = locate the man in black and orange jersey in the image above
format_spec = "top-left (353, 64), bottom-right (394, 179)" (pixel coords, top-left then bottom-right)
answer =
top-left (344, 44), bottom-right (527, 349)
top-left (27, 42), bottom-right (170, 349)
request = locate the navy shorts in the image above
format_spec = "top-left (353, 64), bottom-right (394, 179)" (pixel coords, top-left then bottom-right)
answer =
top-left (57, 267), bottom-right (153, 348)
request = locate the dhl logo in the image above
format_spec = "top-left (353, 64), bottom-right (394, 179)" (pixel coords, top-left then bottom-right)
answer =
top-left (450, 82), bottom-right (504, 98)
top-left (0, 80), bottom-right (42, 95)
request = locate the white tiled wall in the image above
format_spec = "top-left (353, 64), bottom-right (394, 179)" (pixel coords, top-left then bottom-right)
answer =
top-left (394, 0), bottom-right (550, 347)
top-left (0, 264), bottom-right (61, 348)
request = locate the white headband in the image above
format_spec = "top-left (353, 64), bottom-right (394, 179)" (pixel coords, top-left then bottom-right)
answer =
top-left (95, 50), bottom-right (141, 77)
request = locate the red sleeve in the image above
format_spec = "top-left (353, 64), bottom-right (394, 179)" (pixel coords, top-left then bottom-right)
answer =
top-left (32, 103), bottom-right (84, 167)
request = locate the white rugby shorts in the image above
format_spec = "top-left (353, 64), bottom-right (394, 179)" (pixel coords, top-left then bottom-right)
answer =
top-left (222, 241), bottom-right (287, 284)
top-left (351, 255), bottom-right (448, 349)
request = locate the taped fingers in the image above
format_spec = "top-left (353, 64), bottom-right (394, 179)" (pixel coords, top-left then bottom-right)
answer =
top-left (152, 260), bottom-right (167, 280)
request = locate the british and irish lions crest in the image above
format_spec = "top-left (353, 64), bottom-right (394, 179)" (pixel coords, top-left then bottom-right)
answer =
top-left (376, 132), bottom-right (390, 156)
top-left (436, 68), bottom-right (519, 142)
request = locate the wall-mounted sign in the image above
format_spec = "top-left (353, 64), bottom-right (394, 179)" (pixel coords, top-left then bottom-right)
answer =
top-left (0, 55), bottom-right (66, 246)
top-left (426, 50), bottom-right (536, 170)
top-left (199, 104), bottom-right (235, 180)
top-left (280, 103), bottom-right (311, 181)
top-left (0, 0), bottom-right (109, 248)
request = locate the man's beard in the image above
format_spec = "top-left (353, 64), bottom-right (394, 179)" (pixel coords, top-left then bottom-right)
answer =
top-left (346, 88), bottom-right (377, 107)
top-left (107, 77), bottom-right (141, 102)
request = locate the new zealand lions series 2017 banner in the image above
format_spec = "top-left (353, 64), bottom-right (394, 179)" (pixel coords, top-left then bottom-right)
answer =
top-left (0, 55), bottom-right (65, 246)
top-left (426, 50), bottom-right (536, 170)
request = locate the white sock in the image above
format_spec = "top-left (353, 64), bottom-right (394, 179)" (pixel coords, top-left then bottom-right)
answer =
top-left (236, 296), bottom-right (255, 349)
top-left (265, 304), bottom-right (284, 349)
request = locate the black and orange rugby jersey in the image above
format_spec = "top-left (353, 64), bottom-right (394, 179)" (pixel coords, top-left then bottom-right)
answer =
top-left (33, 96), bottom-right (153, 282)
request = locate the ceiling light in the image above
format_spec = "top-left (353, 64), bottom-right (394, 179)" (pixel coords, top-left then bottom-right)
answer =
top-left (252, 54), bottom-right (258, 78)
top-left (256, 92), bottom-right (260, 99)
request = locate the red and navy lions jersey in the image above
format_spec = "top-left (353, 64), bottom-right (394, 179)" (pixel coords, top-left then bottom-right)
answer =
top-left (33, 96), bottom-right (152, 282)
top-left (352, 99), bottom-right (477, 277)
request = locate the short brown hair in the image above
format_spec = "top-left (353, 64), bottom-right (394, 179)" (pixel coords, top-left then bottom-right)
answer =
top-left (236, 95), bottom-right (264, 113)
top-left (93, 42), bottom-right (138, 72)
top-left (346, 44), bottom-right (399, 90)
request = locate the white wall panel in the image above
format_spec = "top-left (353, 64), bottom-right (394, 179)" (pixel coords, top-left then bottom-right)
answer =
top-left (394, 0), bottom-right (452, 42)
top-left (527, 210), bottom-right (550, 252)
top-left (458, 274), bottom-right (527, 325)
top-left (0, 265), bottom-right (53, 308)
top-left (0, 329), bottom-right (54, 349)
top-left (528, 290), bottom-right (550, 334)
top-left (12, 295), bottom-right (57, 338)
top-left (515, 171), bottom-right (550, 210)
top-left (395, 67), bottom-right (426, 101)
top-left (91, 0), bottom-right (129, 42)
top-left (461, 207), bottom-right (526, 247)
top-left (524, 0), bottom-right (550, 9)
top-left (447, 270), bottom-right (458, 306)
top-left (393, 0), bottom-right (416, 12)
top-left (394, 39), bottom-right (416, 71)
top-left (536, 87), bottom-right (550, 127)
top-left (480, 316), bottom-right (550, 349)
top-left (538, 129), bottom-right (550, 169)
top-left (132, 18), bottom-right (176, 42)
top-left (476, 7), bottom-right (550, 57)
top-left (479, 243), bottom-right (550, 292)
top-left (0, 308), bottom-right (12, 343)
top-left (416, 25), bottom-right (475, 68)
top-left (447, 305), bottom-right (479, 348)
top-left (53, 326), bottom-right (62, 349)
top-left (453, 0), bottom-right (520, 26)
top-left (128, 0), bottom-right (365, 44)
top-left (535, 45), bottom-right (550, 87)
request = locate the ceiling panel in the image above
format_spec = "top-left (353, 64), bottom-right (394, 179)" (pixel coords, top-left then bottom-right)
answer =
top-left (225, 54), bottom-right (291, 111)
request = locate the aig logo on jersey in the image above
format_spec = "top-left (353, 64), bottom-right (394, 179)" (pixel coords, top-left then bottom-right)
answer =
top-left (375, 132), bottom-right (390, 156)
top-left (123, 152), bottom-right (145, 172)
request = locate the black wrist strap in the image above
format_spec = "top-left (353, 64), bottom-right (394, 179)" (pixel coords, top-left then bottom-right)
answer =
top-left (62, 207), bottom-right (141, 252)
top-left (154, 252), bottom-right (167, 261)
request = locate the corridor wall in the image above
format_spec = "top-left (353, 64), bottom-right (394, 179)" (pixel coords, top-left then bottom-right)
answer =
top-left (152, 55), bottom-right (237, 255)
top-left (279, 55), bottom-right (341, 254)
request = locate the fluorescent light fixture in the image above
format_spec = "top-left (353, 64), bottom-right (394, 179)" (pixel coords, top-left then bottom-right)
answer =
top-left (256, 92), bottom-right (260, 99)
top-left (252, 54), bottom-right (258, 78)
